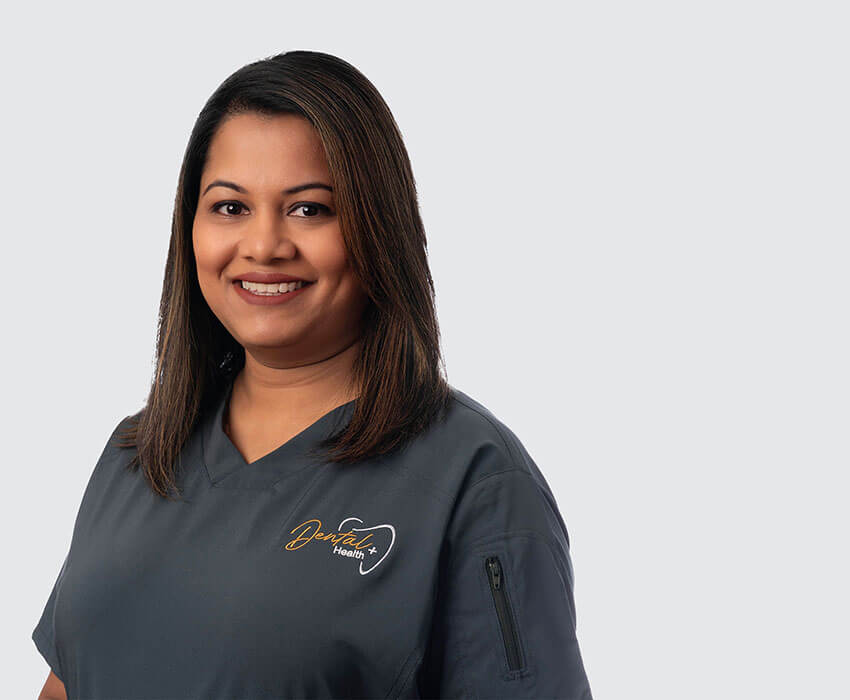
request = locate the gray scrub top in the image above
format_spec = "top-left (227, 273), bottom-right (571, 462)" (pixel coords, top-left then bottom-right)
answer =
top-left (32, 374), bottom-right (593, 699)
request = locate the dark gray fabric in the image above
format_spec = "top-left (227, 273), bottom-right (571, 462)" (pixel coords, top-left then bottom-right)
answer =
top-left (32, 374), bottom-right (593, 699)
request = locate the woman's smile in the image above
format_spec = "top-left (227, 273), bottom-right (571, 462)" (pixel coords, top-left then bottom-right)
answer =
top-left (232, 278), bottom-right (317, 306)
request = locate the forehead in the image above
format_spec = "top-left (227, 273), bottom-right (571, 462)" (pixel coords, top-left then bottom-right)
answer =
top-left (203, 112), bottom-right (331, 185)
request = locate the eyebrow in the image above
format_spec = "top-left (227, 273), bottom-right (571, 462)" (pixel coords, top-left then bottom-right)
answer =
top-left (201, 179), bottom-right (334, 197)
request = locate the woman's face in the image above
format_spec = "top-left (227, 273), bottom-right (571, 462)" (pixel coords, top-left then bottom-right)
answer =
top-left (193, 112), bottom-right (369, 367)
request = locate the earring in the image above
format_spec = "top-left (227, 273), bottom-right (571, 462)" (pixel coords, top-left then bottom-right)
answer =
top-left (218, 350), bottom-right (236, 375)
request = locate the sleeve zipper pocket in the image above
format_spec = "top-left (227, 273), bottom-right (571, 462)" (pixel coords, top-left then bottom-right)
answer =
top-left (485, 555), bottom-right (524, 672)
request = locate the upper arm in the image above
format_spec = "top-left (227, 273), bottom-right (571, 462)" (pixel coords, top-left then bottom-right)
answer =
top-left (419, 530), bottom-right (593, 699)
top-left (418, 467), bottom-right (593, 699)
top-left (37, 670), bottom-right (67, 700)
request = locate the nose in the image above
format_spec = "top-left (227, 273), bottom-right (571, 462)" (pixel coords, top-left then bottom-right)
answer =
top-left (240, 209), bottom-right (297, 261)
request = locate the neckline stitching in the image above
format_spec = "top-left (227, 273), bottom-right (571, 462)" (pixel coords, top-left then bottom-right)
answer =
top-left (200, 381), bottom-right (357, 490)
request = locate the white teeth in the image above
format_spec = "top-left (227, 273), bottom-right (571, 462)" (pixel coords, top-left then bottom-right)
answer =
top-left (240, 280), bottom-right (307, 295)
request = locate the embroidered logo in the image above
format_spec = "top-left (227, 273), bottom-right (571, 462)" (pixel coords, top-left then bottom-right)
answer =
top-left (283, 516), bottom-right (396, 575)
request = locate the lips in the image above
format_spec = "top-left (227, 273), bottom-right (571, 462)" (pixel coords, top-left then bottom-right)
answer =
top-left (233, 272), bottom-right (312, 284)
top-left (232, 279), bottom-right (316, 289)
top-left (232, 278), bottom-right (315, 305)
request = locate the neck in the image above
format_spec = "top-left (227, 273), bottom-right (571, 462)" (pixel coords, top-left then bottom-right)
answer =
top-left (229, 337), bottom-right (362, 424)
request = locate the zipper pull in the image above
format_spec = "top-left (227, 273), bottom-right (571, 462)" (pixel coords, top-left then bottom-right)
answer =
top-left (486, 556), bottom-right (502, 589)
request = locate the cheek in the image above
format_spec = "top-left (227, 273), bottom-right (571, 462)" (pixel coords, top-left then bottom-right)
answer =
top-left (311, 232), bottom-right (349, 278)
top-left (193, 224), bottom-right (224, 276)
top-left (192, 224), bottom-right (230, 304)
top-left (307, 235), bottom-right (366, 308)
top-left (333, 262), bottom-right (369, 312)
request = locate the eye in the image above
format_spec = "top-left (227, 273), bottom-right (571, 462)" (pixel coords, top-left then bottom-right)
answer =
top-left (290, 202), bottom-right (333, 218)
top-left (211, 200), bottom-right (248, 217)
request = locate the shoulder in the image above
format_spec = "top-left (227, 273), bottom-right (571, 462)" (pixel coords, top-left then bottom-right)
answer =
top-left (87, 410), bottom-right (140, 479)
top-left (110, 409), bottom-right (142, 453)
top-left (446, 386), bottom-right (526, 455)
top-left (442, 385), bottom-right (538, 480)
top-left (400, 385), bottom-right (547, 500)
top-left (431, 387), bottom-right (575, 554)
top-left (60, 410), bottom-right (141, 521)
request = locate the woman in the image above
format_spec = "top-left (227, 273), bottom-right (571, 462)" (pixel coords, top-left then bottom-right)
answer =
top-left (32, 50), bottom-right (593, 700)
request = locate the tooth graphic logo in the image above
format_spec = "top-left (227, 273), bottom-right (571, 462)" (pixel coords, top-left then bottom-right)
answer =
top-left (284, 516), bottom-right (396, 575)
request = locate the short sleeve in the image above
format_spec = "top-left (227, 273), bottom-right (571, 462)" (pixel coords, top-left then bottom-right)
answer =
top-left (32, 551), bottom-right (69, 683)
top-left (30, 413), bottom-right (131, 685)
top-left (418, 467), bottom-right (593, 699)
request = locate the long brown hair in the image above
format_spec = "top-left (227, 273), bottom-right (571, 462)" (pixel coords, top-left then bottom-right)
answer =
top-left (117, 50), bottom-right (452, 500)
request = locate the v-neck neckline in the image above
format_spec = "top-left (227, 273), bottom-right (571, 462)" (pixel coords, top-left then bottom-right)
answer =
top-left (201, 374), bottom-right (357, 489)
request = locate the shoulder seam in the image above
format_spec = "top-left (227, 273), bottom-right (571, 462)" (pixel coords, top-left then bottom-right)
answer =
top-left (449, 393), bottom-right (525, 474)
top-left (465, 466), bottom-right (529, 492)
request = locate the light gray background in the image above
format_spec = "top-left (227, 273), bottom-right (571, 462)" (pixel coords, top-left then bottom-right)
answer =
top-left (4, 2), bottom-right (846, 699)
